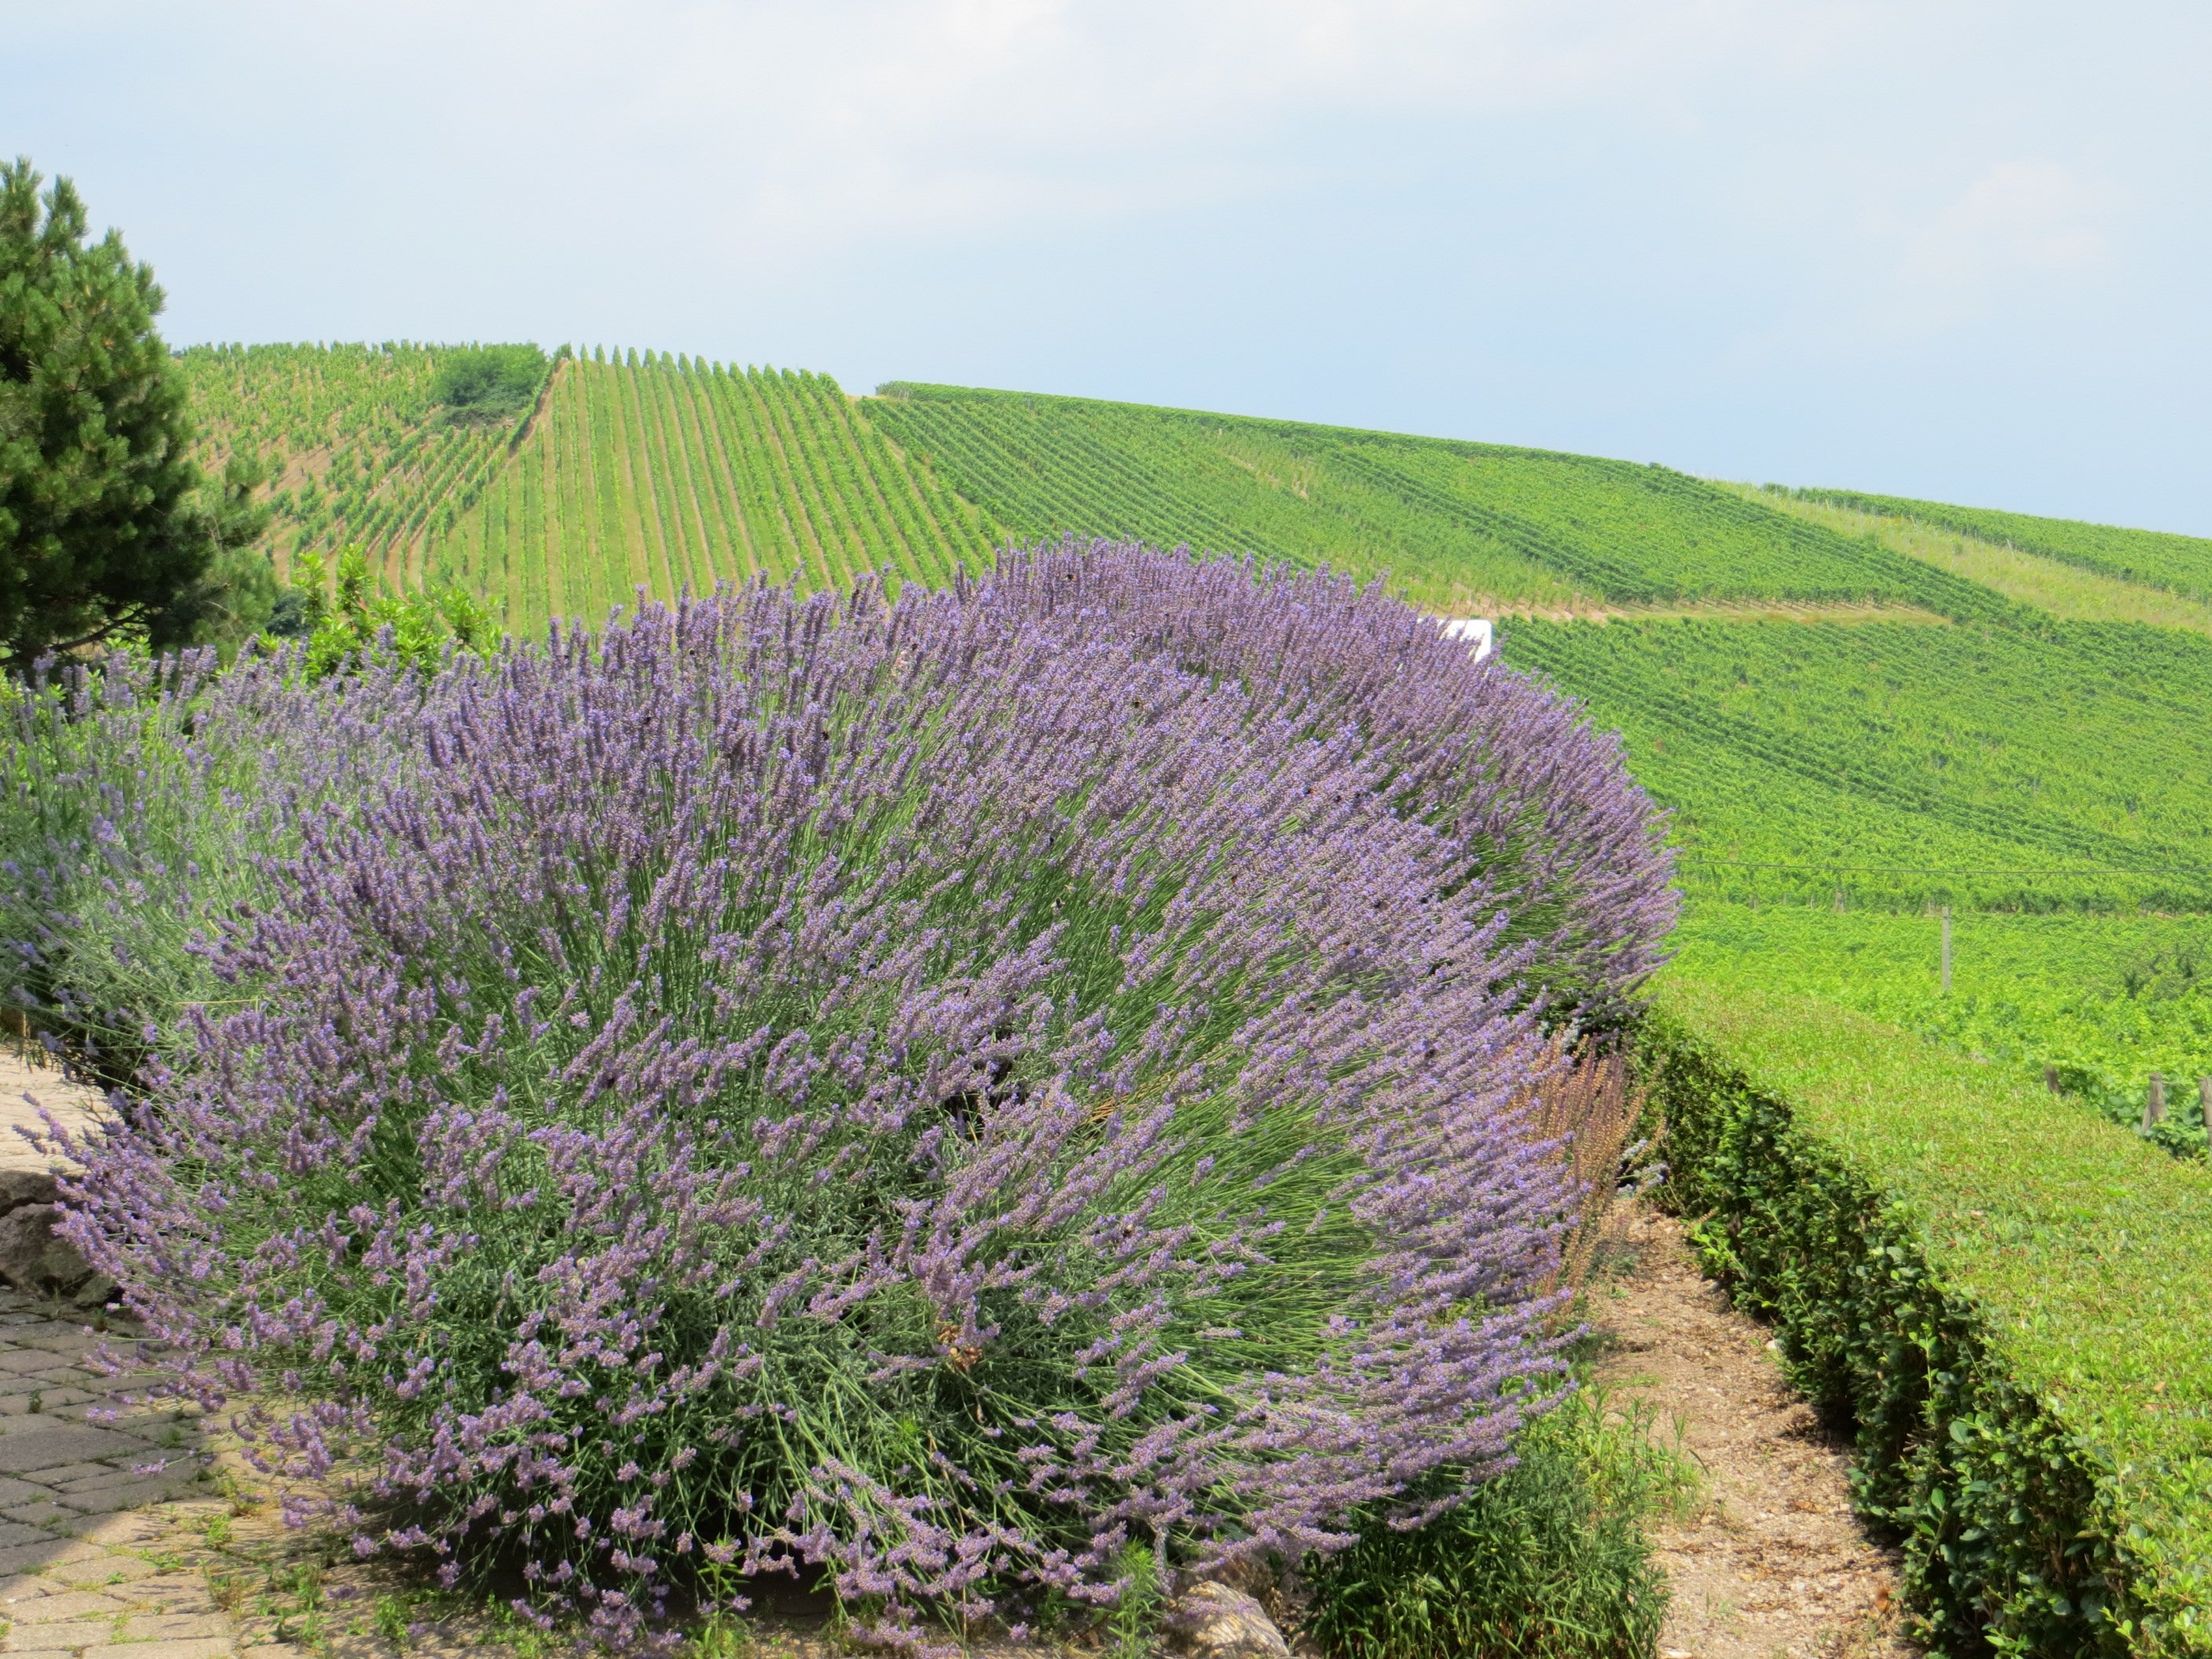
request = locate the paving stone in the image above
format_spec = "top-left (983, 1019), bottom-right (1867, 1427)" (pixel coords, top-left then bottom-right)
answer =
top-left (57, 1481), bottom-right (200, 1517)
top-left (7, 1593), bottom-right (131, 1624)
top-left (20, 1470), bottom-right (108, 1490)
top-left (0, 1428), bottom-right (151, 1478)
top-left (5, 1621), bottom-right (120, 1650)
top-left (53, 1473), bottom-right (162, 1498)
top-left (0, 1358), bottom-right (60, 1378)
top-left (98, 1592), bottom-right (204, 1619)
top-left (6, 1648), bottom-right (79, 1659)
top-left (0, 1526), bottom-right (48, 1550)
top-left (0, 1483), bottom-right (54, 1510)
top-left (39, 1558), bottom-right (156, 1588)
top-left (83, 1641), bottom-right (233, 1659)
top-left (1, 1508), bottom-right (69, 1529)
top-left (46, 1518), bottom-right (159, 1548)
top-left (115, 1620), bottom-right (229, 1644)
top-left (0, 1542), bottom-right (99, 1576)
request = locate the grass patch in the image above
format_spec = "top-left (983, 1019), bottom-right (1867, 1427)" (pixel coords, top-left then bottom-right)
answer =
top-left (1305, 1386), bottom-right (1690, 1659)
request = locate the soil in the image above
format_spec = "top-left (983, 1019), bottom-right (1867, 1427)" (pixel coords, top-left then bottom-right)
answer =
top-left (1593, 1203), bottom-right (1918, 1659)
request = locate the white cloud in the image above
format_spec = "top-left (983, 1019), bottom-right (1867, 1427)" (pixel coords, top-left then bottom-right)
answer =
top-left (1899, 159), bottom-right (2111, 298)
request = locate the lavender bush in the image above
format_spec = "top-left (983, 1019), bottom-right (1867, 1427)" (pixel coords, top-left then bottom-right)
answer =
top-left (965, 542), bottom-right (1678, 1027)
top-left (14, 553), bottom-right (1675, 1650)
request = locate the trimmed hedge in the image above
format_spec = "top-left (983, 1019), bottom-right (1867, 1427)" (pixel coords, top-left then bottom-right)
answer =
top-left (1641, 976), bottom-right (2212, 1657)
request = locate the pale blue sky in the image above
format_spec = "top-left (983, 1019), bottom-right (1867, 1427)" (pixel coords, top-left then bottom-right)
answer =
top-left (9, 2), bottom-right (2210, 533)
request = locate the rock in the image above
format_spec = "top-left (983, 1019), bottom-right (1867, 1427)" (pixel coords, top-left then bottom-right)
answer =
top-left (1164, 1582), bottom-right (1289, 1659)
top-left (0, 1168), bottom-right (60, 1214)
top-left (0, 1203), bottom-right (95, 1295)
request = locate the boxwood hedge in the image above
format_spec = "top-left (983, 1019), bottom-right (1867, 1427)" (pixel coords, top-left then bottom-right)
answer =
top-left (1641, 976), bottom-right (2212, 1657)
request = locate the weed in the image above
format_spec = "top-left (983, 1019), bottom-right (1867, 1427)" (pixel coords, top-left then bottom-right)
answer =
top-left (1105, 1541), bottom-right (1163, 1659)
top-left (1305, 1388), bottom-right (1689, 1659)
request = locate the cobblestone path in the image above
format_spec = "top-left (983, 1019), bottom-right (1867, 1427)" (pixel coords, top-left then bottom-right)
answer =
top-left (0, 1286), bottom-right (281, 1659)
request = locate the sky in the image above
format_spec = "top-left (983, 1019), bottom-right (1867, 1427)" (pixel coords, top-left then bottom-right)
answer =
top-left (8, 1), bottom-right (2210, 534)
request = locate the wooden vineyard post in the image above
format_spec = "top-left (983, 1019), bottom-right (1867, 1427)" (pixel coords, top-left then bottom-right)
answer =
top-left (2201, 1076), bottom-right (2212, 1141)
top-left (2045, 1063), bottom-right (2061, 1094)
top-left (2144, 1071), bottom-right (2166, 1132)
top-left (1940, 907), bottom-right (1952, 995)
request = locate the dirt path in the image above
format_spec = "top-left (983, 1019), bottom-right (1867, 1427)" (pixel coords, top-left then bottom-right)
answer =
top-left (1595, 1204), bottom-right (1916, 1659)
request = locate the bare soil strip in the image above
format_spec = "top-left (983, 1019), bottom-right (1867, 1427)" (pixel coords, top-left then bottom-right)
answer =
top-left (1595, 1204), bottom-right (1918, 1659)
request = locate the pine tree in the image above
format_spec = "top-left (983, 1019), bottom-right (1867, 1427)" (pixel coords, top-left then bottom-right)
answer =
top-left (0, 158), bottom-right (260, 666)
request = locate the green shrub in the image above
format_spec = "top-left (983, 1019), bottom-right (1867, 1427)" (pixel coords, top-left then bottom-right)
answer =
top-left (428, 342), bottom-right (548, 422)
top-left (1643, 975), bottom-right (2212, 1657)
top-left (1304, 1388), bottom-right (1683, 1659)
top-left (291, 546), bottom-right (496, 677)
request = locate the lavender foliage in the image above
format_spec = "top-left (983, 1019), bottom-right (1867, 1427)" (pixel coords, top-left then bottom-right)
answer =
top-left (27, 558), bottom-right (1673, 1649)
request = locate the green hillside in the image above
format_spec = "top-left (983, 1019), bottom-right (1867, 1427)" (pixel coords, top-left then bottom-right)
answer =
top-left (1504, 617), bottom-right (2212, 914)
top-left (1792, 485), bottom-right (2212, 603)
top-left (422, 355), bottom-right (994, 633)
top-left (178, 342), bottom-right (536, 591)
top-left (870, 383), bottom-right (2018, 621)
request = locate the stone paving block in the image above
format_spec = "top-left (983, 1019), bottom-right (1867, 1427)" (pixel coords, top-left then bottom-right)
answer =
top-left (49, 1518), bottom-right (159, 1548)
top-left (57, 1480), bottom-right (200, 1517)
top-left (0, 1359), bottom-right (60, 1379)
top-left (24, 1392), bottom-right (97, 1412)
top-left (55, 1472), bottom-right (163, 1498)
top-left (7, 1592), bottom-right (131, 1623)
top-left (0, 1542), bottom-right (98, 1576)
top-left (0, 1428), bottom-right (152, 1478)
top-left (21, 1469), bottom-right (109, 1489)
top-left (0, 1526), bottom-right (47, 1550)
top-left (6, 1647), bottom-right (79, 1659)
top-left (2, 1508), bottom-right (70, 1529)
top-left (115, 1619), bottom-right (229, 1643)
top-left (40, 1558), bottom-right (155, 1588)
top-left (102, 1584), bottom-right (204, 1613)
top-left (5, 1620), bottom-right (121, 1650)
top-left (83, 1641), bottom-right (233, 1659)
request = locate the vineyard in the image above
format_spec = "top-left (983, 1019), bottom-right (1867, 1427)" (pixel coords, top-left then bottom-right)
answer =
top-left (1789, 485), bottom-right (2212, 604)
top-left (181, 353), bottom-right (2040, 628)
top-left (177, 342), bottom-right (540, 592)
top-left (1503, 616), bottom-right (2212, 914)
top-left (869, 383), bottom-right (2020, 619)
top-left (1674, 902), bottom-right (2212, 1142)
top-left (424, 353), bottom-right (995, 635)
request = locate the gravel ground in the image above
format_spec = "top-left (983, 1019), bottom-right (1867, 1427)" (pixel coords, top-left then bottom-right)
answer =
top-left (1594, 1203), bottom-right (1919, 1659)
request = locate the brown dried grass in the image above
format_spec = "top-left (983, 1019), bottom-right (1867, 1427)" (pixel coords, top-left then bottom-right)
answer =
top-left (1527, 1046), bottom-right (1646, 1298)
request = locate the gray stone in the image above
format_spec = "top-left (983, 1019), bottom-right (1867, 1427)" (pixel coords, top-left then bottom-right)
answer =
top-left (8, 1592), bottom-right (131, 1624)
top-left (0, 1175), bottom-right (57, 1218)
top-left (0, 1422), bottom-right (152, 1476)
top-left (1164, 1582), bottom-right (1290, 1659)
top-left (0, 1209), bottom-right (92, 1298)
